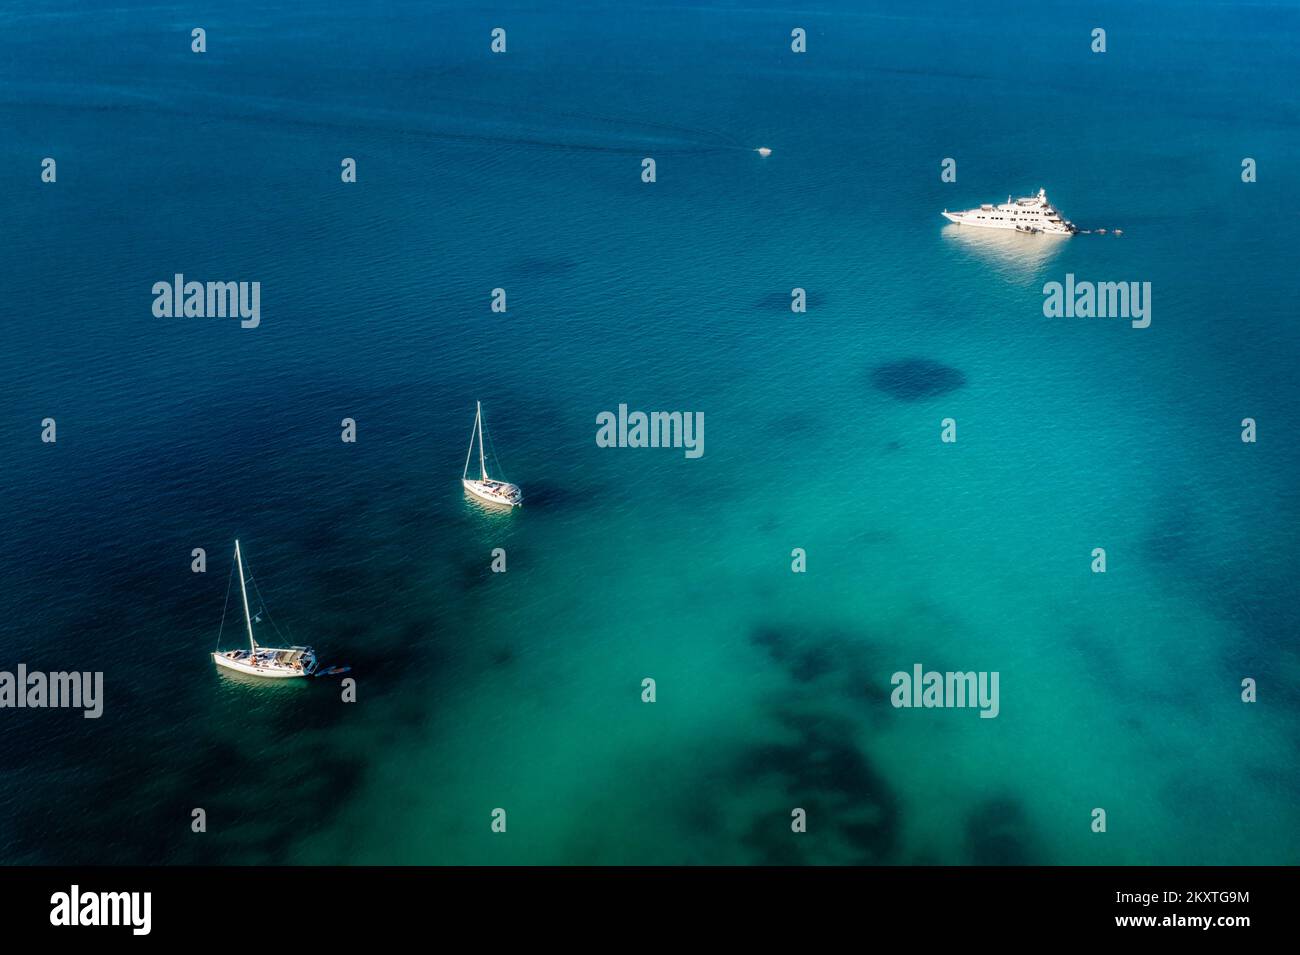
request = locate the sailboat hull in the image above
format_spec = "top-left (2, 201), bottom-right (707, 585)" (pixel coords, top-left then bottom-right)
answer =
top-left (463, 478), bottom-right (522, 507)
top-left (212, 648), bottom-right (316, 679)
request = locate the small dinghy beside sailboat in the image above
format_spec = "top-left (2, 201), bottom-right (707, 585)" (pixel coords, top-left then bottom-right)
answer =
top-left (462, 401), bottom-right (522, 507)
top-left (212, 540), bottom-right (317, 679)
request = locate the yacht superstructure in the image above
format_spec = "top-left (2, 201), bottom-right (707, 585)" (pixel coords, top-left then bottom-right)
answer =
top-left (942, 189), bottom-right (1076, 235)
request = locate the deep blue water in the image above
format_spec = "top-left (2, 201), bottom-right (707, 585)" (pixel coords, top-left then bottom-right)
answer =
top-left (1, 0), bottom-right (1298, 864)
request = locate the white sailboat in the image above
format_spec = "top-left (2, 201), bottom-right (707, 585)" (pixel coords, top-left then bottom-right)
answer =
top-left (462, 401), bottom-right (522, 507)
top-left (212, 540), bottom-right (317, 679)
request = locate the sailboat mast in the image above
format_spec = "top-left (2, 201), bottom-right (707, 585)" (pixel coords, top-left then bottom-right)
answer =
top-left (477, 401), bottom-right (488, 480)
top-left (462, 407), bottom-right (475, 480)
top-left (235, 540), bottom-right (256, 653)
top-left (462, 404), bottom-right (477, 480)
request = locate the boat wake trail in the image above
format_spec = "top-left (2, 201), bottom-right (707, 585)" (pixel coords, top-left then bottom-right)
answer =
top-left (3, 81), bottom-right (750, 156)
top-left (415, 91), bottom-right (749, 155)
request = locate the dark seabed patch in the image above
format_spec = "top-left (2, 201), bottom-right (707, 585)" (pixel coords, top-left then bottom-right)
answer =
top-left (965, 795), bottom-right (1044, 865)
top-left (455, 555), bottom-right (503, 592)
top-left (732, 709), bottom-right (899, 864)
top-left (3, 726), bottom-right (368, 864)
top-left (750, 627), bottom-right (837, 684)
top-left (748, 620), bottom-right (949, 726)
top-left (520, 479), bottom-right (588, 510)
top-left (870, 358), bottom-right (966, 401)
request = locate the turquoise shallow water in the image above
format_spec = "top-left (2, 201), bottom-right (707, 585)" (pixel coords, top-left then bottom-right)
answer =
top-left (1, 0), bottom-right (1298, 864)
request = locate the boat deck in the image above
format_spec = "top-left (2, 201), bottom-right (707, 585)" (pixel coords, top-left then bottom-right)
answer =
top-left (215, 646), bottom-right (317, 676)
top-left (464, 478), bottom-right (523, 506)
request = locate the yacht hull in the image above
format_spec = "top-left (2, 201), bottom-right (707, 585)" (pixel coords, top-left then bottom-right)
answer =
top-left (463, 479), bottom-right (522, 507)
top-left (941, 188), bottom-right (1076, 235)
top-left (942, 212), bottom-right (1072, 235)
top-left (212, 650), bottom-right (315, 679)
